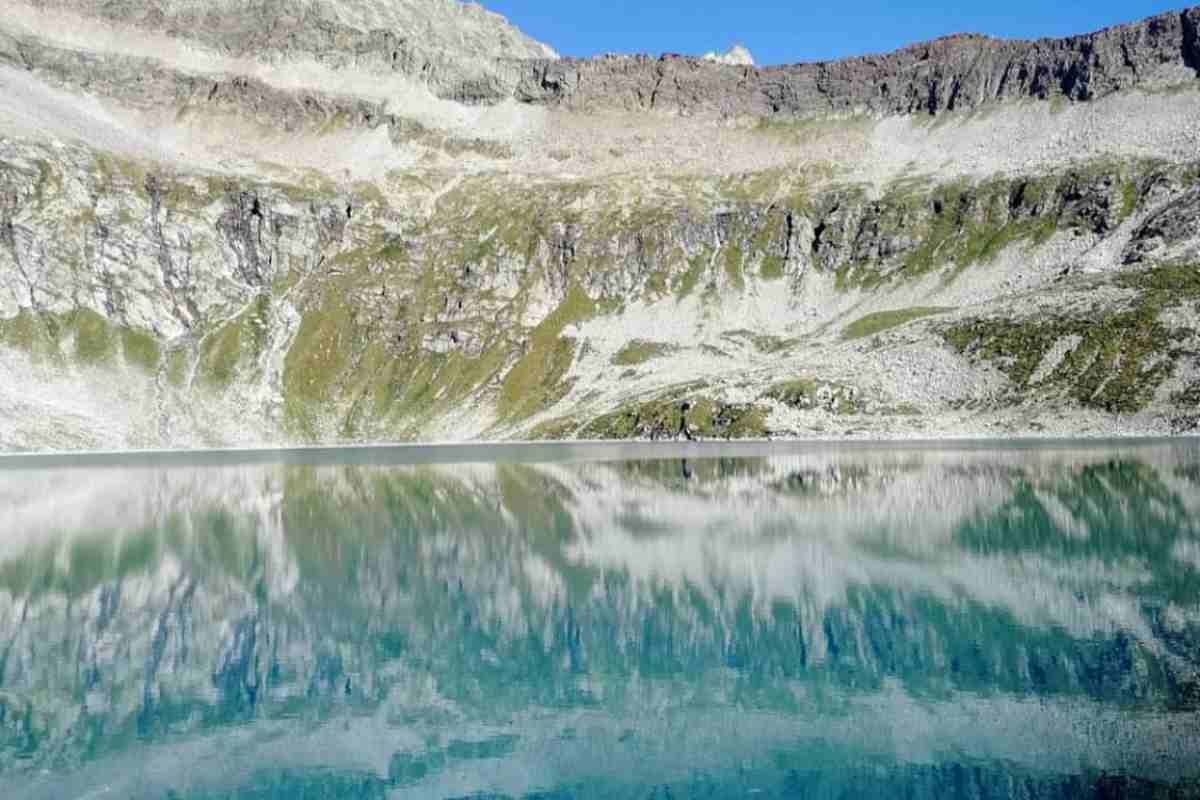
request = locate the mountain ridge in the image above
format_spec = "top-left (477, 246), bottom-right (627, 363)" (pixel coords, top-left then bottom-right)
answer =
top-left (6, 2), bottom-right (1198, 114)
top-left (514, 7), bottom-right (1200, 116)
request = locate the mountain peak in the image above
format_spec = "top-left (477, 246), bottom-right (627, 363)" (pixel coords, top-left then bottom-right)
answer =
top-left (17, 0), bottom-right (558, 61)
top-left (703, 44), bottom-right (755, 66)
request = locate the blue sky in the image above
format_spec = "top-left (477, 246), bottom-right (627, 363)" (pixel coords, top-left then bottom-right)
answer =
top-left (486, 1), bottom-right (1190, 65)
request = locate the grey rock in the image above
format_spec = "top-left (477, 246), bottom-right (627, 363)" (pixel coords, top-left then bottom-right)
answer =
top-left (21, 0), bottom-right (557, 102)
top-left (0, 30), bottom-right (22, 66)
top-left (515, 9), bottom-right (1200, 117)
top-left (5, 3), bottom-right (1197, 136)
top-left (7, 38), bottom-right (391, 132)
top-left (1124, 187), bottom-right (1200, 264)
top-left (1186, 8), bottom-right (1200, 72)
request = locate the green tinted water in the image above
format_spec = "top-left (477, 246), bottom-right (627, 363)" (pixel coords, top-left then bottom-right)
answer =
top-left (0, 441), bottom-right (1198, 798)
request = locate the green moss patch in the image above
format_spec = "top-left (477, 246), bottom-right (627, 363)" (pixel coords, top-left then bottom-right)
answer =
top-left (1116, 263), bottom-right (1200, 295)
top-left (1119, 180), bottom-right (1139, 222)
top-left (723, 244), bottom-right (745, 289)
top-left (719, 330), bottom-right (796, 354)
top-left (944, 313), bottom-right (1173, 412)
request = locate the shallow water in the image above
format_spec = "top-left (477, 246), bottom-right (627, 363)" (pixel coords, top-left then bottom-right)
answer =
top-left (0, 440), bottom-right (1198, 798)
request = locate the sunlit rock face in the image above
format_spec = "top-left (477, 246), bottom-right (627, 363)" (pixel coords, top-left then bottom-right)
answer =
top-left (0, 442), bottom-right (1198, 797)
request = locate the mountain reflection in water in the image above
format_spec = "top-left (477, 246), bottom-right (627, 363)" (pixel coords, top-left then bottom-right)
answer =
top-left (0, 442), bottom-right (1198, 799)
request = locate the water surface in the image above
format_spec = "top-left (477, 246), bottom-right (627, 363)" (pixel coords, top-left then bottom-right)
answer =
top-left (1, 440), bottom-right (1199, 798)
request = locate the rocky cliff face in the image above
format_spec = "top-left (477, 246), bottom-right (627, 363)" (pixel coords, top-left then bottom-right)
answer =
top-left (517, 8), bottom-right (1200, 116)
top-left (11, 0), bottom-right (557, 103)
top-left (1, 2), bottom-right (1200, 450)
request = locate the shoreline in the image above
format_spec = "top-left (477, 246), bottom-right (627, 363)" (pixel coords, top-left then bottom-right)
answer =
top-left (1, 432), bottom-right (1197, 470)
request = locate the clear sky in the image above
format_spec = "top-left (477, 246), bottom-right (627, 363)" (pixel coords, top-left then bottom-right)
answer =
top-left (486, 1), bottom-right (1191, 66)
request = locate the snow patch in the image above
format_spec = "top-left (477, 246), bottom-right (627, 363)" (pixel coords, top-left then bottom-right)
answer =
top-left (703, 45), bottom-right (755, 66)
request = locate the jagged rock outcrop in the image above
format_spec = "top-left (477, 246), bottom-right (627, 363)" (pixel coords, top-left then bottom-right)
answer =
top-left (1124, 186), bottom-right (1200, 264)
top-left (12, 0), bottom-right (557, 102)
top-left (3, 2), bottom-right (1197, 140)
top-left (517, 9), bottom-right (1200, 116)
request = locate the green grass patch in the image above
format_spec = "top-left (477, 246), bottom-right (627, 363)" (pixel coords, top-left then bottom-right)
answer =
top-left (943, 265), bottom-right (1200, 414)
top-left (201, 295), bottom-right (271, 390)
top-left (843, 307), bottom-right (953, 340)
top-left (0, 309), bottom-right (165, 372)
top-left (722, 244), bottom-right (745, 290)
top-left (898, 183), bottom-right (1059, 283)
top-left (70, 309), bottom-right (118, 365)
top-left (200, 317), bottom-right (245, 389)
top-left (498, 284), bottom-right (596, 421)
top-left (0, 311), bottom-right (55, 359)
top-left (612, 340), bottom-right (677, 366)
top-left (348, 343), bottom-right (509, 440)
top-left (0, 309), bottom-right (168, 379)
top-left (760, 255), bottom-right (786, 280)
top-left (166, 347), bottom-right (191, 387)
top-left (95, 153), bottom-right (150, 200)
top-left (283, 290), bottom-right (356, 433)
top-left (120, 328), bottom-right (161, 372)
top-left (526, 416), bottom-right (580, 440)
top-left (316, 110), bottom-right (352, 136)
top-left (1116, 263), bottom-right (1200, 295)
top-left (674, 253), bottom-right (708, 301)
top-left (580, 395), bottom-right (770, 440)
top-left (1119, 180), bottom-right (1139, 222)
top-left (836, 162), bottom-right (1168, 291)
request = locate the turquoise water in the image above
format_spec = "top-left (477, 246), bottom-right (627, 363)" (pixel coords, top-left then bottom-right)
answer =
top-left (0, 441), bottom-right (1198, 798)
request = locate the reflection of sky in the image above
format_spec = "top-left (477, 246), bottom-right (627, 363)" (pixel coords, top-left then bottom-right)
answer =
top-left (0, 444), bottom-right (1199, 795)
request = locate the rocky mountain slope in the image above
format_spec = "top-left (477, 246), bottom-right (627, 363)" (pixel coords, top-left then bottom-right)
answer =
top-left (1, 1), bottom-right (1200, 450)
